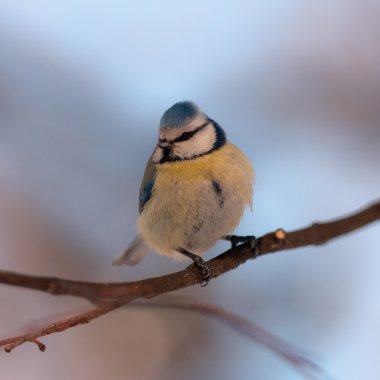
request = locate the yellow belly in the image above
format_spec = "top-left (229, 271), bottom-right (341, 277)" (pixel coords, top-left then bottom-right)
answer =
top-left (137, 143), bottom-right (254, 258)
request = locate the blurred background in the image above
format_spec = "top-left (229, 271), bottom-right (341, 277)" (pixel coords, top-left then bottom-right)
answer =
top-left (0, 1), bottom-right (379, 379)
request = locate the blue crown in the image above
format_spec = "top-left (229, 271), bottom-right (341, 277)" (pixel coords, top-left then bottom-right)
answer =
top-left (160, 101), bottom-right (200, 129)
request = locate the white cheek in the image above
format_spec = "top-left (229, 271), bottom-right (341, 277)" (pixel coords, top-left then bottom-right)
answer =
top-left (152, 146), bottom-right (163, 163)
top-left (175, 125), bottom-right (216, 158)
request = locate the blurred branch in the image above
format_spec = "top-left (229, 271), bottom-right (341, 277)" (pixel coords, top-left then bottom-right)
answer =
top-left (0, 200), bottom-right (379, 353)
top-left (0, 298), bottom-right (328, 379)
top-left (0, 302), bottom-right (122, 353)
top-left (133, 299), bottom-right (327, 379)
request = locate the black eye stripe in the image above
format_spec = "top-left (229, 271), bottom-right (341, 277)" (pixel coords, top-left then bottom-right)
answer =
top-left (175, 130), bottom-right (196, 142)
top-left (173, 122), bottom-right (209, 143)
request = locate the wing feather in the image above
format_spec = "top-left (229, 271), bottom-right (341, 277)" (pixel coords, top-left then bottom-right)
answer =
top-left (138, 157), bottom-right (157, 213)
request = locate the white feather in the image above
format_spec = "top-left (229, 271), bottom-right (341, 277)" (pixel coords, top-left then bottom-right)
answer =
top-left (173, 123), bottom-right (216, 159)
top-left (112, 235), bottom-right (150, 266)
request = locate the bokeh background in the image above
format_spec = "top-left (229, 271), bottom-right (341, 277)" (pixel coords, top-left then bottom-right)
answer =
top-left (1, 1), bottom-right (380, 379)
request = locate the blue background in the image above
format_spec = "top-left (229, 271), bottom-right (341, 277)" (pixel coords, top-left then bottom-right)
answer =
top-left (0, 1), bottom-right (379, 379)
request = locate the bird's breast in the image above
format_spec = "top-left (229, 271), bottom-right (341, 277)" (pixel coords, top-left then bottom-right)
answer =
top-left (137, 143), bottom-right (254, 257)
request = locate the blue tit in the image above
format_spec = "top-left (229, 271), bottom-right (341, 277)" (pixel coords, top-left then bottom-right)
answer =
top-left (113, 101), bottom-right (255, 281)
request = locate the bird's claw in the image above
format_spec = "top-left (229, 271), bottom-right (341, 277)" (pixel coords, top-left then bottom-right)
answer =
top-left (190, 256), bottom-right (214, 286)
top-left (200, 265), bottom-right (213, 287)
top-left (225, 235), bottom-right (259, 258)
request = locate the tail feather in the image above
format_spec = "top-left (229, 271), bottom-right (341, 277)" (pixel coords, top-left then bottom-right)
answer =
top-left (113, 235), bottom-right (149, 266)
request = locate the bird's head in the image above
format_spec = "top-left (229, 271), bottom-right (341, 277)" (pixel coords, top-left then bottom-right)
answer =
top-left (152, 101), bottom-right (226, 163)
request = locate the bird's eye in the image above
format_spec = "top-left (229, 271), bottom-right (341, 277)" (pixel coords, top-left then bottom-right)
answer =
top-left (177, 131), bottom-right (193, 142)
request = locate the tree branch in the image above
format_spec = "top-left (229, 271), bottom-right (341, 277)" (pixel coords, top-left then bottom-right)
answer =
top-left (0, 302), bottom-right (122, 353)
top-left (1, 201), bottom-right (379, 302)
top-left (132, 299), bottom-right (328, 379)
top-left (0, 200), bottom-right (379, 354)
top-left (1, 298), bottom-right (328, 379)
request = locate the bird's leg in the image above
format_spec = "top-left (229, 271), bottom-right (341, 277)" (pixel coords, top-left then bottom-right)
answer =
top-left (223, 235), bottom-right (259, 257)
top-left (179, 248), bottom-right (214, 287)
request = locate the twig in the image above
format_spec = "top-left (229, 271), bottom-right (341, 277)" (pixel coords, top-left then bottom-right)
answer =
top-left (0, 201), bottom-right (378, 302)
top-left (132, 299), bottom-right (329, 380)
top-left (0, 301), bottom-right (124, 353)
top-left (1, 297), bottom-right (330, 379)
top-left (0, 200), bottom-right (379, 353)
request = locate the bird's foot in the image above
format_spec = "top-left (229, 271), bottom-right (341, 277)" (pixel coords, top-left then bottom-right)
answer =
top-left (192, 256), bottom-right (214, 287)
top-left (180, 248), bottom-right (214, 286)
top-left (223, 235), bottom-right (259, 258)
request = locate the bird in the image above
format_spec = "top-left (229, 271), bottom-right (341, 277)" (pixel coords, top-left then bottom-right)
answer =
top-left (113, 101), bottom-right (255, 284)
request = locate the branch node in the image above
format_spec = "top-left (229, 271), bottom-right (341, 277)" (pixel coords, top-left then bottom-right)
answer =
top-left (4, 346), bottom-right (12, 353)
top-left (32, 339), bottom-right (46, 352)
top-left (274, 228), bottom-right (286, 241)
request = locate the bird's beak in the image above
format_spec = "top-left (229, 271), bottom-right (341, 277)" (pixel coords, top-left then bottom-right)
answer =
top-left (158, 141), bottom-right (171, 149)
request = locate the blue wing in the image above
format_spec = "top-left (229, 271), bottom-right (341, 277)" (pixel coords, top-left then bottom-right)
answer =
top-left (139, 179), bottom-right (154, 213)
top-left (138, 157), bottom-right (156, 213)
